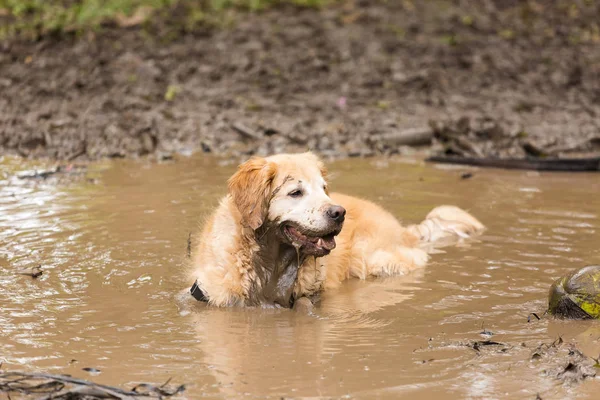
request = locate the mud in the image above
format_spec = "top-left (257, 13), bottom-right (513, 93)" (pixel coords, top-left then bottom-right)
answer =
top-left (2, 0), bottom-right (600, 161)
top-left (1, 154), bottom-right (600, 398)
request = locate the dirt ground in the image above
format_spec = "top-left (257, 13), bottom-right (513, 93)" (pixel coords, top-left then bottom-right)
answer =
top-left (1, 0), bottom-right (600, 162)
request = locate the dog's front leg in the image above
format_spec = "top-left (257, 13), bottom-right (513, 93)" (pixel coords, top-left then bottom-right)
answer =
top-left (293, 296), bottom-right (314, 313)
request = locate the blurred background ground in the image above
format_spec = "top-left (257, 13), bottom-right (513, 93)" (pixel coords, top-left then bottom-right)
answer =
top-left (1, 0), bottom-right (599, 161)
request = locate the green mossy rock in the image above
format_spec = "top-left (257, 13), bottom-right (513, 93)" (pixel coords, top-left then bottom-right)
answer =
top-left (549, 265), bottom-right (600, 319)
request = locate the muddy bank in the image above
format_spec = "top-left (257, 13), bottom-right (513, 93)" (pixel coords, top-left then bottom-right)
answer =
top-left (1, 0), bottom-right (600, 161)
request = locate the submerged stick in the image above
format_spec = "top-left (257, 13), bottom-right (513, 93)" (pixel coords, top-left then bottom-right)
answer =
top-left (0, 372), bottom-right (185, 399)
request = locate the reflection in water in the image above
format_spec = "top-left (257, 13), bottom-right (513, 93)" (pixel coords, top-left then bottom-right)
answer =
top-left (1, 155), bottom-right (599, 398)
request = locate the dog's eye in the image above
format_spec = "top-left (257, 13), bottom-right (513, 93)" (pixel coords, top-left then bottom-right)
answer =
top-left (288, 189), bottom-right (303, 198)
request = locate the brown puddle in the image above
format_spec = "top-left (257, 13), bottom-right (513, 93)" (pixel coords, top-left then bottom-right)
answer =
top-left (1, 155), bottom-right (600, 399)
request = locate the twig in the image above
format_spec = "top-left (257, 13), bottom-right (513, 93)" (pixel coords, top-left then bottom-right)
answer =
top-left (528, 312), bottom-right (541, 323)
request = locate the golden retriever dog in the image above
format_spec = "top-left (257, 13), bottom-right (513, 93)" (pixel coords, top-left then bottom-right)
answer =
top-left (189, 152), bottom-right (484, 308)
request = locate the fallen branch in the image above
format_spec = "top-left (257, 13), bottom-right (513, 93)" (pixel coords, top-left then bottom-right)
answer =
top-left (427, 156), bottom-right (600, 172)
top-left (0, 372), bottom-right (185, 399)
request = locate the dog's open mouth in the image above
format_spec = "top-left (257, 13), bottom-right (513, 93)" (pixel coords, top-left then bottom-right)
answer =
top-left (283, 225), bottom-right (338, 255)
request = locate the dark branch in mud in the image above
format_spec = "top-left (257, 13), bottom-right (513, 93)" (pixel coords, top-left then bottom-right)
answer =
top-left (427, 156), bottom-right (600, 172)
top-left (0, 372), bottom-right (185, 399)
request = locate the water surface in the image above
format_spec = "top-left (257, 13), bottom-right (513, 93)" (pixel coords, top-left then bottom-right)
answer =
top-left (1, 155), bottom-right (599, 399)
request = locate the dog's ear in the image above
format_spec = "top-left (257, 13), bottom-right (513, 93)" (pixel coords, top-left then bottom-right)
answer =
top-left (318, 161), bottom-right (328, 181)
top-left (228, 157), bottom-right (277, 230)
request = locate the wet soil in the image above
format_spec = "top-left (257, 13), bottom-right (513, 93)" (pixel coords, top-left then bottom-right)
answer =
top-left (2, 0), bottom-right (600, 161)
top-left (1, 155), bottom-right (600, 398)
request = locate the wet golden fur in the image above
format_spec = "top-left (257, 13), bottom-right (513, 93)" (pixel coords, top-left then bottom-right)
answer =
top-left (190, 152), bottom-right (484, 307)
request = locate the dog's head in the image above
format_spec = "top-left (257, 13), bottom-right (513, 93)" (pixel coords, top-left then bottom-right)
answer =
top-left (228, 152), bottom-right (345, 257)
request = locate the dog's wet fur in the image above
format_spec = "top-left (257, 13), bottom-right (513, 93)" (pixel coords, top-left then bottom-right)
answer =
top-left (188, 152), bottom-right (484, 308)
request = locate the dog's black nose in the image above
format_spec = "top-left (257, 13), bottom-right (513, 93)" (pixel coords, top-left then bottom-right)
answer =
top-left (327, 205), bottom-right (346, 223)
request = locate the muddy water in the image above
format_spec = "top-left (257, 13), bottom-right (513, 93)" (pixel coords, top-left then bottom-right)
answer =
top-left (1, 155), bottom-right (599, 399)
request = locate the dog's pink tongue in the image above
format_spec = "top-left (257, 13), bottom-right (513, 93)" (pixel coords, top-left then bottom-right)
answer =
top-left (317, 236), bottom-right (336, 251)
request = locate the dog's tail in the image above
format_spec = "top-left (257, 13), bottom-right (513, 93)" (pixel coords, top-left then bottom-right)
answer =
top-left (406, 205), bottom-right (485, 251)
